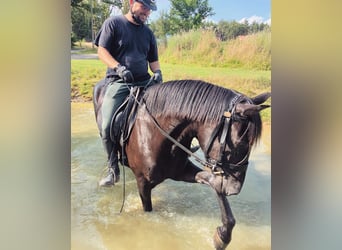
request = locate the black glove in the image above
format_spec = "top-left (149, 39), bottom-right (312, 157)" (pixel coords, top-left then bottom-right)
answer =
top-left (115, 64), bottom-right (134, 83)
top-left (152, 69), bottom-right (163, 83)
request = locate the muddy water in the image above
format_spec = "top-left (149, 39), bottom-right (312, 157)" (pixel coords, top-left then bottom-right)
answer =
top-left (71, 102), bottom-right (271, 250)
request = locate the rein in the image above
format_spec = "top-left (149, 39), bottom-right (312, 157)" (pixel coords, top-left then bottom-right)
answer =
top-left (125, 81), bottom-right (210, 167)
top-left (111, 79), bottom-right (250, 212)
top-left (146, 108), bottom-right (209, 167)
top-left (136, 89), bottom-right (250, 180)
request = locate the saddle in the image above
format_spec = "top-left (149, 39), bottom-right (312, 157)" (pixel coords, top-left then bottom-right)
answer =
top-left (109, 86), bottom-right (144, 166)
top-left (93, 77), bottom-right (159, 166)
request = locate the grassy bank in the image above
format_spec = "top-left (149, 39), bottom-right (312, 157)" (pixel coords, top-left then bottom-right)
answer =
top-left (71, 60), bottom-right (270, 100)
top-left (71, 60), bottom-right (105, 101)
top-left (71, 60), bottom-right (271, 122)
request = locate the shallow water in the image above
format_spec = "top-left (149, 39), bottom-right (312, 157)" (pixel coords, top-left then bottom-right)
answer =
top-left (71, 102), bottom-right (271, 250)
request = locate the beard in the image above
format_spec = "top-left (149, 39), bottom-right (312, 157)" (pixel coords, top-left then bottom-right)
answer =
top-left (131, 9), bottom-right (145, 25)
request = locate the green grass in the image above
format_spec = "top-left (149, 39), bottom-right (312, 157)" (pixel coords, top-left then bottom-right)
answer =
top-left (71, 60), bottom-right (106, 101)
top-left (71, 59), bottom-right (271, 122)
top-left (71, 60), bottom-right (270, 99)
top-left (161, 63), bottom-right (270, 95)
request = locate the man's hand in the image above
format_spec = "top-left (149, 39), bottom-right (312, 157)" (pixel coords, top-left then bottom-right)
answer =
top-left (115, 64), bottom-right (134, 83)
top-left (152, 69), bottom-right (163, 83)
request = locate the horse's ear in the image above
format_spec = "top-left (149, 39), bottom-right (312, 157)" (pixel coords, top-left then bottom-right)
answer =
top-left (235, 103), bottom-right (270, 117)
top-left (251, 92), bottom-right (271, 105)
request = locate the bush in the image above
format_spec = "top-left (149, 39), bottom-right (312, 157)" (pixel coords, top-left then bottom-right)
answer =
top-left (159, 29), bottom-right (271, 70)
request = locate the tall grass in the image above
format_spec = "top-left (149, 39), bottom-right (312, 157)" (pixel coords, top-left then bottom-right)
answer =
top-left (160, 30), bottom-right (271, 70)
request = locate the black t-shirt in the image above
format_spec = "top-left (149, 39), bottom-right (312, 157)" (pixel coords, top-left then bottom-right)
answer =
top-left (94, 15), bottom-right (159, 81)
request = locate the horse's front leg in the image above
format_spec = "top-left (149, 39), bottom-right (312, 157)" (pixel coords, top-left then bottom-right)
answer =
top-left (213, 193), bottom-right (235, 250)
top-left (195, 171), bottom-right (235, 249)
top-left (136, 175), bottom-right (153, 212)
top-left (173, 159), bottom-right (203, 182)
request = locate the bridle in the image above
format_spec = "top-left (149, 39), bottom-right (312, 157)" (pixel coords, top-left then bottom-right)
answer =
top-left (203, 95), bottom-right (252, 181)
top-left (141, 92), bottom-right (252, 181)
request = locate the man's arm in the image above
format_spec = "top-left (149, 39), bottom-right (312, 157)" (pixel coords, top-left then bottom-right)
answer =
top-left (149, 61), bottom-right (162, 82)
top-left (97, 46), bottom-right (120, 69)
top-left (149, 61), bottom-right (161, 73)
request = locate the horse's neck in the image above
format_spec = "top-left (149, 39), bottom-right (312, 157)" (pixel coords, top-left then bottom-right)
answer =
top-left (195, 121), bottom-right (219, 153)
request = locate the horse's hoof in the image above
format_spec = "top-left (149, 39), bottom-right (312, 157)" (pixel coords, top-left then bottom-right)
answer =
top-left (213, 227), bottom-right (228, 250)
top-left (114, 174), bottom-right (120, 183)
top-left (99, 172), bottom-right (115, 187)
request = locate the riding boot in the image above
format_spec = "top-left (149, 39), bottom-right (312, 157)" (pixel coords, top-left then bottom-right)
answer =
top-left (99, 140), bottom-right (121, 187)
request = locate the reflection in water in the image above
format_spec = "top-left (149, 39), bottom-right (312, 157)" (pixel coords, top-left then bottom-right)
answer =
top-left (71, 103), bottom-right (271, 250)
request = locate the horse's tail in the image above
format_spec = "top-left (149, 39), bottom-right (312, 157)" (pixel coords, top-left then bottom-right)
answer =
top-left (93, 79), bottom-right (106, 119)
top-left (93, 79), bottom-right (107, 133)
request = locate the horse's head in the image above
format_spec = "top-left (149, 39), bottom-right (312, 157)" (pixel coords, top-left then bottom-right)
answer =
top-left (200, 92), bottom-right (271, 196)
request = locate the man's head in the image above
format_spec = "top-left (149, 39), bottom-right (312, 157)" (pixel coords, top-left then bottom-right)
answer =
top-left (134, 0), bottom-right (157, 11)
top-left (129, 0), bottom-right (157, 24)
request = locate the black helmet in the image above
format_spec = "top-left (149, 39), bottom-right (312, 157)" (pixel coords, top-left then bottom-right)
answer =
top-left (136, 0), bottom-right (157, 11)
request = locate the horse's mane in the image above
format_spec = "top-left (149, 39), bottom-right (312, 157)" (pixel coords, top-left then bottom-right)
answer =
top-left (144, 80), bottom-right (236, 122)
top-left (143, 80), bottom-right (262, 145)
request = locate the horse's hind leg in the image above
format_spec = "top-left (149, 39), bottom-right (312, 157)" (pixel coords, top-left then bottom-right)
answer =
top-left (136, 176), bottom-right (153, 211)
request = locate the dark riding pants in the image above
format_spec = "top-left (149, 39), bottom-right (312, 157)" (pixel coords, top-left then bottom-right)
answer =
top-left (101, 78), bottom-right (150, 162)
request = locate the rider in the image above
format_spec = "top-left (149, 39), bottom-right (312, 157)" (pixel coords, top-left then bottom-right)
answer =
top-left (94, 0), bottom-right (162, 187)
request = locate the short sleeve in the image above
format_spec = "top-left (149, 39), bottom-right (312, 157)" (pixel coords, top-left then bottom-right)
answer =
top-left (94, 17), bottom-right (116, 49)
top-left (147, 32), bottom-right (159, 62)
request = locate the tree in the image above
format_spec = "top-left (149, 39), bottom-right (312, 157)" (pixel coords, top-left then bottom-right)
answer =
top-left (71, 2), bottom-right (91, 43)
top-left (71, 0), bottom-right (83, 7)
top-left (149, 11), bottom-right (170, 46)
top-left (248, 21), bottom-right (270, 34)
top-left (71, 0), bottom-right (125, 46)
top-left (121, 0), bottom-right (130, 14)
top-left (214, 21), bottom-right (248, 41)
top-left (168, 0), bottom-right (214, 34)
top-left (213, 20), bottom-right (271, 41)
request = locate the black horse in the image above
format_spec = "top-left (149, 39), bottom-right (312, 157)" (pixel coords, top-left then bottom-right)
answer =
top-left (93, 79), bottom-right (270, 249)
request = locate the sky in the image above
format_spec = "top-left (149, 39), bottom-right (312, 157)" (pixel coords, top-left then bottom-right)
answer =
top-left (149, 0), bottom-right (271, 25)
